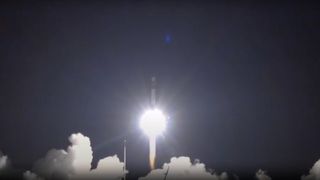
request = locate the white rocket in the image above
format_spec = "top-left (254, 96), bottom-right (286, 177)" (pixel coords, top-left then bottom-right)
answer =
top-left (140, 76), bottom-right (166, 170)
top-left (151, 77), bottom-right (157, 108)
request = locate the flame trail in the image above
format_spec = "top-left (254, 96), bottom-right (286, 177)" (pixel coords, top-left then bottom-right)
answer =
top-left (149, 136), bottom-right (156, 170)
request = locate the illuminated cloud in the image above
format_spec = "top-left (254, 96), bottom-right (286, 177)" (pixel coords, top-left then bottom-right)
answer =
top-left (255, 169), bottom-right (271, 180)
top-left (32, 133), bottom-right (90, 179)
top-left (0, 152), bottom-right (9, 171)
top-left (23, 171), bottom-right (44, 180)
top-left (0, 151), bottom-right (10, 176)
top-left (17, 133), bottom-right (320, 180)
top-left (67, 133), bottom-right (93, 177)
top-left (0, 151), bottom-right (13, 178)
top-left (139, 156), bottom-right (228, 180)
top-left (302, 159), bottom-right (320, 180)
top-left (90, 155), bottom-right (127, 179)
top-left (27, 133), bottom-right (126, 180)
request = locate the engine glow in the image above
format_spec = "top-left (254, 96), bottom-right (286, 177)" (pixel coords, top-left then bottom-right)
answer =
top-left (139, 109), bottom-right (167, 137)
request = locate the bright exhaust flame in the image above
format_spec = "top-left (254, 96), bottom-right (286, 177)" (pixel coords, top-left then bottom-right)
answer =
top-left (149, 136), bottom-right (156, 170)
top-left (139, 109), bottom-right (166, 137)
top-left (139, 109), bottom-right (166, 169)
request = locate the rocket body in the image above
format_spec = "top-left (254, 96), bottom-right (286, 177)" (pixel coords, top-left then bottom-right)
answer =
top-left (151, 77), bottom-right (157, 108)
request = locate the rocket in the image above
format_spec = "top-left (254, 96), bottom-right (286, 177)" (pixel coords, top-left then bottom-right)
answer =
top-left (140, 76), bottom-right (166, 170)
top-left (151, 77), bottom-right (157, 108)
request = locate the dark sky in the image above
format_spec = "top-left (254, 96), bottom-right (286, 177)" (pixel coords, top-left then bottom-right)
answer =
top-left (0, 1), bottom-right (320, 179)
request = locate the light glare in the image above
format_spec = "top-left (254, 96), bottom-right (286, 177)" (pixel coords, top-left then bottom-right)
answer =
top-left (140, 109), bottom-right (166, 137)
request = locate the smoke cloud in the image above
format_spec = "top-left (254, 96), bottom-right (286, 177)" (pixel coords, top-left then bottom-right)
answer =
top-left (90, 155), bottom-right (127, 179)
top-left (0, 151), bottom-right (16, 179)
top-left (255, 169), bottom-right (271, 180)
top-left (23, 171), bottom-right (44, 180)
top-left (302, 159), bottom-right (320, 180)
top-left (1, 132), bottom-right (317, 180)
top-left (0, 151), bottom-right (9, 172)
top-left (139, 156), bottom-right (228, 180)
top-left (26, 133), bottom-right (126, 180)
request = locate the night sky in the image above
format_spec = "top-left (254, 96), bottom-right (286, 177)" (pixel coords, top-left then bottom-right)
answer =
top-left (0, 1), bottom-right (320, 179)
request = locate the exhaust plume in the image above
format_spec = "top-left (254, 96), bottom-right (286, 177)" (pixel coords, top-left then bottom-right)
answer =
top-left (149, 136), bottom-right (156, 170)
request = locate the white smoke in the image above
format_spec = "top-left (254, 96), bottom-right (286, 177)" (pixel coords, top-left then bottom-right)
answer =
top-left (0, 151), bottom-right (10, 174)
top-left (139, 156), bottom-right (228, 180)
top-left (90, 155), bottom-right (127, 179)
top-left (26, 133), bottom-right (126, 180)
top-left (32, 133), bottom-right (91, 179)
top-left (0, 151), bottom-right (14, 178)
top-left (68, 133), bottom-right (93, 175)
top-left (23, 171), bottom-right (44, 180)
top-left (255, 169), bottom-right (271, 180)
top-left (0, 152), bottom-right (9, 171)
top-left (302, 159), bottom-right (320, 180)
